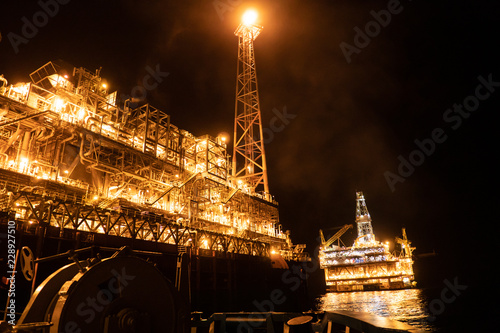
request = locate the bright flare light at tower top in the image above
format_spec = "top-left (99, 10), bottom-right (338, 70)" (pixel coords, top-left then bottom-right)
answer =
top-left (242, 9), bottom-right (258, 26)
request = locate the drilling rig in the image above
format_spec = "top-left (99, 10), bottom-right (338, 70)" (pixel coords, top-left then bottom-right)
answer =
top-left (319, 192), bottom-right (416, 292)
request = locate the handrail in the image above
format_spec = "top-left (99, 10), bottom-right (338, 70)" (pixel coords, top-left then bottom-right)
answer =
top-left (190, 311), bottom-right (426, 333)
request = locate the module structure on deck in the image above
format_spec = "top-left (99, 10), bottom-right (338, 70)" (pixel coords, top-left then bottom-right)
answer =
top-left (319, 192), bottom-right (415, 292)
top-left (0, 62), bottom-right (305, 260)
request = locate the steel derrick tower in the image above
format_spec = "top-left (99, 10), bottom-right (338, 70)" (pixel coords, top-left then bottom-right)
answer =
top-left (355, 191), bottom-right (375, 245)
top-left (232, 10), bottom-right (269, 196)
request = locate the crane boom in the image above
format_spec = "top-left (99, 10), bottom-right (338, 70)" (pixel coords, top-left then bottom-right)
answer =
top-left (320, 224), bottom-right (353, 248)
top-left (319, 229), bottom-right (326, 244)
top-left (395, 228), bottom-right (415, 258)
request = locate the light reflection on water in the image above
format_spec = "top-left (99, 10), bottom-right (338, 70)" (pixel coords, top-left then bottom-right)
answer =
top-left (316, 289), bottom-right (437, 331)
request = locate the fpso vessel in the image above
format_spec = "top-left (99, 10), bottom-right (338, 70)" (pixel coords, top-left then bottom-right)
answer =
top-left (319, 192), bottom-right (416, 292)
top-left (0, 61), bottom-right (309, 319)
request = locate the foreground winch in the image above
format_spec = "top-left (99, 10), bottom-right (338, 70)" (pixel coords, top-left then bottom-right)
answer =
top-left (14, 251), bottom-right (188, 333)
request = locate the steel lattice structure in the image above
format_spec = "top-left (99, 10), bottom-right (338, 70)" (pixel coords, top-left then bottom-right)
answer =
top-left (0, 61), bottom-right (307, 261)
top-left (232, 20), bottom-right (269, 197)
top-left (355, 191), bottom-right (374, 244)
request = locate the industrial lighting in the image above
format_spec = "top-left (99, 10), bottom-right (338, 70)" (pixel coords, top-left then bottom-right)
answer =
top-left (1, 60), bottom-right (298, 262)
top-left (53, 97), bottom-right (65, 112)
top-left (242, 9), bottom-right (258, 26)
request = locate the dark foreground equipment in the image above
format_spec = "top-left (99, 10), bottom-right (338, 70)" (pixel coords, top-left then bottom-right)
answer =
top-left (13, 249), bottom-right (188, 333)
top-left (8, 247), bottom-right (423, 333)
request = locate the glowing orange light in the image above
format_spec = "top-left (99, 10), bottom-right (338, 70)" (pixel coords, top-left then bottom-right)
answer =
top-left (242, 9), bottom-right (258, 26)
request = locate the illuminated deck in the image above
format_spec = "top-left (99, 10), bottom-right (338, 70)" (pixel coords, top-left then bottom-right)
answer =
top-left (320, 245), bottom-right (415, 291)
top-left (0, 62), bottom-right (306, 260)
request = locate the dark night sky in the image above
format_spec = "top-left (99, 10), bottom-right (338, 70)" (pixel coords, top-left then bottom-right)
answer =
top-left (1, 0), bottom-right (499, 288)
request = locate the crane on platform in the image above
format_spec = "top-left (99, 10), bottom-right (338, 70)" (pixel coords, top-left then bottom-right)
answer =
top-left (395, 228), bottom-right (415, 258)
top-left (319, 224), bottom-right (353, 248)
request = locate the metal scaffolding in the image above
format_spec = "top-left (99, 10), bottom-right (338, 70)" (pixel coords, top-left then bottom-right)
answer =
top-left (232, 17), bottom-right (269, 197)
top-left (0, 61), bottom-right (306, 261)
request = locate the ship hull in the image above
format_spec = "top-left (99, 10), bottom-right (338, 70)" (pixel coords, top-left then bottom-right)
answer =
top-left (325, 277), bottom-right (415, 292)
top-left (0, 221), bottom-right (309, 317)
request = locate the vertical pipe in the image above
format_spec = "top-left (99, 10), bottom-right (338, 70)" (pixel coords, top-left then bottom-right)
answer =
top-left (142, 105), bottom-right (149, 154)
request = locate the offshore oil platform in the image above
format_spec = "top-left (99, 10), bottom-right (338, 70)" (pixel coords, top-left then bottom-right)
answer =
top-left (319, 192), bottom-right (416, 292)
top-left (0, 9), bottom-right (427, 333)
top-left (0, 9), bottom-right (315, 332)
top-left (0, 20), bottom-right (307, 261)
top-left (0, 57), bottom-right (306, 258)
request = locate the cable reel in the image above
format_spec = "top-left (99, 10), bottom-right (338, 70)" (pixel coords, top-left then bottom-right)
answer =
top-left (15, 251), bottom-right (188, 333)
